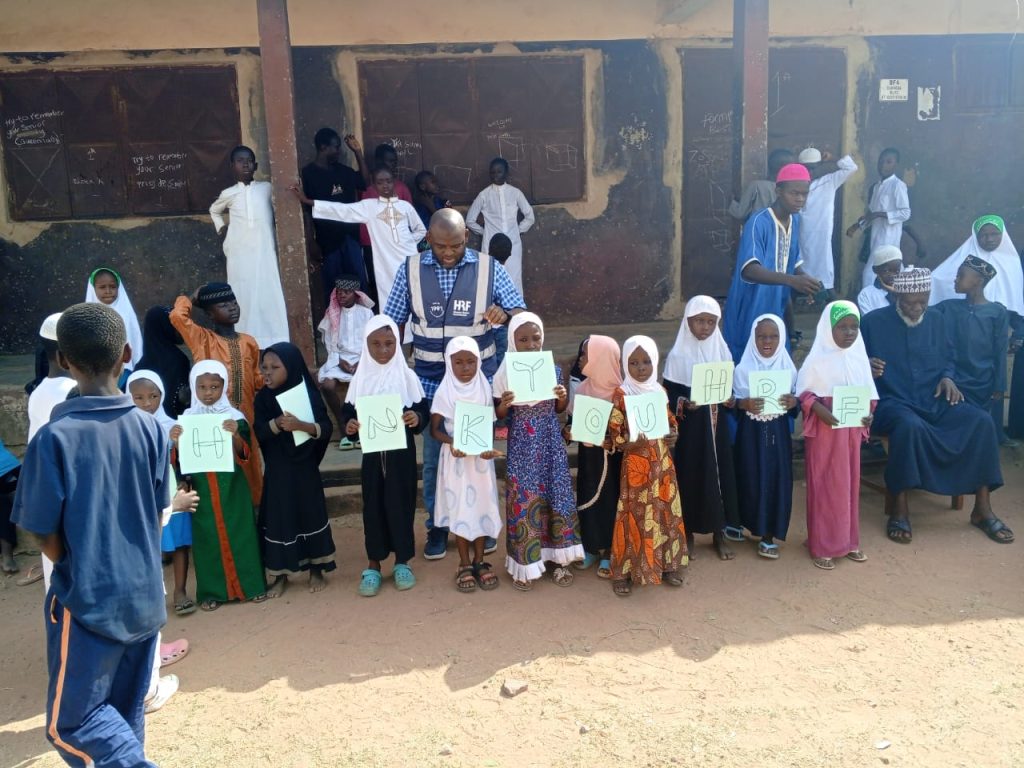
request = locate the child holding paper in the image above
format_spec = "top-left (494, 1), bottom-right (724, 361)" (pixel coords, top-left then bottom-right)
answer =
top-left (173, 361), bottom-right (265, 609)
top-left (662, 296), bottom-right (741, 561)
top-left (607, 335), bottom-right (687, 596)
top-left (255, 343), bottom-right (337, 597)
top-left (341, 317), bottom-right (429, 597)
top-left (795, 301), bottom-right (877, 570)
top-left (569, 335), bottom-right (623, 579)
top-left (494, 312), bottom-right (583, 591)
top-left (430, 336), bottom-right (504, 593)
top-left (732, 315), bottom-right (798, 559)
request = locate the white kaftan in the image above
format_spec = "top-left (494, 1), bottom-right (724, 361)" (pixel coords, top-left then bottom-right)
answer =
top-left (210, 181), bottom-right (290, 348)
top-left (857, 282), bottom-right (891, 316)
top-left (316, 304), bottom-right (373, 383)
top-left (799, 155), bottom-right (857, 289)
top-left (861, 175), bottom-right (911, 287)
top-left (434, 414), bottom-right (503, 542)
top-left (312, 198), bottom-right (425, 310)
top-left (466, 183), bottom-right (535, 296)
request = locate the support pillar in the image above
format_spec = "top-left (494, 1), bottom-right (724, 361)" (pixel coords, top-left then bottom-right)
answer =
top-left (257, 0), bottom-right (315, 365)
top-left (732, 0), bottom-right (770, 197)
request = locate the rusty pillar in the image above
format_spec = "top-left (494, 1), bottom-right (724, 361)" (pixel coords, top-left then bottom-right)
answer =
top-left (257, 0), bottom-right (314, 365)
top-left (731, 0), bottom-right (769, 196)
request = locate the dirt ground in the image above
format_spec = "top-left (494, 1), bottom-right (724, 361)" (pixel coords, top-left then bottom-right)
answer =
top-left (2, 458), bottom-right (1023, 768)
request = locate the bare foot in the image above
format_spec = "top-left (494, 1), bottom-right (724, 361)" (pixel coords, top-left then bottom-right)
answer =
top-left (713, 533), bottom-right (735, 561)
top-left (266, 575), bottom-right (288, 599)
top-left (685, 532), bottom-right (695, 560)
top-left (1, 554), bottom-right (18, 574)
top-left (309, 570), bottom-right (326, 593)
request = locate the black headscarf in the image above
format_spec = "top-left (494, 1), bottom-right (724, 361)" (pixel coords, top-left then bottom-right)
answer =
top-left (569, 337), bottom-right (589, 382)
top-left (136, 306), bottom-right (191, 418)
top-left (255, 342), bottom-right (332, 463)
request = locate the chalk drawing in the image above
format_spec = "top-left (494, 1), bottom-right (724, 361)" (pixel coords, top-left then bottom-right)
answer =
top-left (769, 71), bottom-right (791, 118)
top-left (498, 136), bottom-right (527, 168)
top-left (710, 229), bottom-right (734, 253)
top-left (544, 144), bottom-right (578, 172)
top-left (433, 164), bottom-right (474, 194)
top-left (619, 116), bottom-right (652, 149)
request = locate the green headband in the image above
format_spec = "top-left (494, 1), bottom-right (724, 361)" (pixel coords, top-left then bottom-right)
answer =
top-left (89, 267), bottom-right (121, 286)
top-left (829, 300), bottom-right (859, 328)
top-left (973, 215), bottom-right (1005, 234)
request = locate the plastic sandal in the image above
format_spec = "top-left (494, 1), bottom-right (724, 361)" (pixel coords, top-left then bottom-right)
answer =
top-left (393, 564), bottom-right (416, 591)
top-left (199, 599), bottom-right (219, 612)
top-left (144, 674), bottom-right (178, 715)
top-left (845, 550), bottom-right (868, 562)
top-left (597, 559), bottom-right (612, 579)
top-left (574, 552), bottom-right (598, 570)
top-left (812, 557), bottom-right (835, 571)
top-left (174, 598), bottom-right (197, 616)
top-left (758, 541), bottom-right (780, 560)
top-left (473, 561), bottom-right (499, 591)
top-left (723, 526), bottom-right (746, 542)
top-left (358, 569), bottom-right (382, 597)
top-left (971, 516), bottom-right (1015, 543)
top-left (886, 517), bottom-right (913, 544)
top-left (456, 565), bottom-right (477, 593)
top-left (160, 639), bottom-right (190, 667)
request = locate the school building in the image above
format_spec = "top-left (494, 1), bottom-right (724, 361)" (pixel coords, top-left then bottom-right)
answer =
top-left (0, 0), bottom-right (1021, 357)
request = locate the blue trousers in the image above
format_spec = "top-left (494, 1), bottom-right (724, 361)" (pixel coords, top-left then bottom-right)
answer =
top-left (421, 398), bottom-right (445, 533)
top-left (44, 591), bottom-right (158, 767)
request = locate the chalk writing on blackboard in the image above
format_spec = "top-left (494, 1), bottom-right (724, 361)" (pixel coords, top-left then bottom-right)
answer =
top-left (4, 110), bottom-right (64, 146)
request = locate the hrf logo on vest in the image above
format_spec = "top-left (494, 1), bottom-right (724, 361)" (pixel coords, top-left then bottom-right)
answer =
top-left (429, 301), bottom-right (445, 319)
top-left (452, 299), bottom-right (472, 318)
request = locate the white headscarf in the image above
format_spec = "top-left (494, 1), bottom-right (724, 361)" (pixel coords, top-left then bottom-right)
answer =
top-left (662, 295), bottom-right (731, 386)
top-left (183, 360), bottom-right (246, 421)
top-left (929, 218), bottom-right (1023, 314)
top-left (85, 268), bottom-right (144, 368)
top-left (125, 369), bottom-right (177, 435)
top-left (344, 315), bottom-right (425, 407)
top-left (492, 311), bottom-right (546, 406)
top-left (733, 314), bottom-right (797, 398)
top-left (621, 335), bottom-right (666, 402)
top-left (795, 301), bottom-right (879, 399)
top-left (431, 336), bottom-right (493, 422)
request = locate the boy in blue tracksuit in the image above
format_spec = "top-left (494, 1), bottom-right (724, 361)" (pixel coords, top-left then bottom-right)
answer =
top-left (14, 302), bottom-right (169, 767)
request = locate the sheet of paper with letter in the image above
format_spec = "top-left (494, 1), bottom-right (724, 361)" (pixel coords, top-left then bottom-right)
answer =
top-left (831, 385), bottom-right (872, 428)
top-left (690, 361), bottom-right (735, 406)
top-left (747, 370), bottom-right (792, 416)
top-left (504, 350), bottom-right (557, 404)
top-left (453, 401), bottom-right (494, 455)
top-left (356, 394), bottom-right (408, 453)
top-left (177, 414), bottom-right (236, 474)
top-left (570, 395), bottom-right (613, 446)
top-left (624, 392), bottom-right (670, 440)
top-left (275, 382), bottom-right (315, 446)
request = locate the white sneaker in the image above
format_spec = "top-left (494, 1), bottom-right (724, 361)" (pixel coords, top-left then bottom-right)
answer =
top-left (144, 674), bottom-right (179, 714)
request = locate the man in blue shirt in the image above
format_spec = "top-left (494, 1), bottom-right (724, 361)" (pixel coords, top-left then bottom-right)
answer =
top-left (14, 303), bottom-right (169, 768)
top-left (386, 208), bottom-right (525, 559)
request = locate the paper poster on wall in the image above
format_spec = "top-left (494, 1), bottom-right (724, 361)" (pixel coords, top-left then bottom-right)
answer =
top-left (879, 78), bottom-right (909, 102)
top-left (917, 86), bottom-right (941, 121)
top-left (177, 414), bottom-right (235, 474)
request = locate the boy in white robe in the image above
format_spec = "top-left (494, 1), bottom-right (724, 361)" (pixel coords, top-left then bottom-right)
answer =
top-left (846, 148), bottom-right (911, 288)
top-left (466, 158), bottom-right (535, 297)
top-left (798, 148), bottom-right (858, 291)
top-left (209, 146), bottom-right (290, 349)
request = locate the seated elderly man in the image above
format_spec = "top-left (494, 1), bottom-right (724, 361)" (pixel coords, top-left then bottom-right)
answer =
top-left (860, 267), bottom-right (1012, 545)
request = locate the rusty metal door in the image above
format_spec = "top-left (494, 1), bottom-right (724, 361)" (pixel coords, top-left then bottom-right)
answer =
top-left (680, 47), bottom-right (847, 298)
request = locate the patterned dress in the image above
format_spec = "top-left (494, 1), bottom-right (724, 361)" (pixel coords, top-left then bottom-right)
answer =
top-left (608, 388), bottom-right (688, 585)
top-left (504, 369), bottom-right (584, 581)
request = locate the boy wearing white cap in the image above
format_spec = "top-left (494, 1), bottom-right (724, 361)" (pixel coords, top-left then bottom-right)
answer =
top-left (857, 245), bottom-right (903, 316)
top-left (798, 147), bottom-right (858, 293)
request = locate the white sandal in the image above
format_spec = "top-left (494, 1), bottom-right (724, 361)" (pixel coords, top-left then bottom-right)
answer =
top-left (552, 566), bottom-right (574, 587)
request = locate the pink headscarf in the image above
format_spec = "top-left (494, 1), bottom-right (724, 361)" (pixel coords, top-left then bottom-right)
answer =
top-left (775, 163), bottom-right (811, 183)
top-left (325, 286), bottom-right (374, 334)
top-left (574, 335), bottom-right (622, 404)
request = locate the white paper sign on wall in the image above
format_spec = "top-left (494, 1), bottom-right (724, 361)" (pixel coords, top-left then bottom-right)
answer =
top-left (879, 78), bottom-right (909, 102)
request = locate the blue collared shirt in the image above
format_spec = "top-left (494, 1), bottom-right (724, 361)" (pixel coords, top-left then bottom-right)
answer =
top-left (385, 249), bottom-right (526, 397)
top-left (13, 395), bottom-right (169, 643)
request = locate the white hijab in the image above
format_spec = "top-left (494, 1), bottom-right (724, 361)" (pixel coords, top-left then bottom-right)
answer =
top-left (85, 268), bottom-right (144, 368)
top-left (662, 295), bottom-right (731, 386)
top-left (929, 220), bottom-right (1023, 315)
top-left (621, 335), bottom-right (666, 402)
top-left (795, 301), bottom-right (879, 399)
top-left (125, 369), bottom-right (177, 435)
top-left (733, 314), bottom-right (797, 398)
top-left (431, 336), bottom-right (493, 422)
top-left (183, 360), bottom-right (246, 421)
top-left (344, 315), bottom-right (425, 407)
top-left (492, 311), bottom-right (545, 406)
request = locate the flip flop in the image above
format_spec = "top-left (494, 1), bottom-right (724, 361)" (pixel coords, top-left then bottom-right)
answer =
top-left (200, 599), bottom-right (220, 612)
top-left (174, 598), bottom-right (197, 616)
top-left (812, 557), bottom-right (835, 571)
top-left (144, 673), bottom-right (179, 714)
top-left (845, 550), bottom-right (868, 562)
top-left (597, 559), bottom-right (612, 579)
top-left (723, 526), bottom-right (746, 542)
top-left (971, 516), bottom-right (1015, 543)
top-left (758, 541), bottom-right (780, 560)
top-left (16, 563), bottom-right (43, 586)
top-left (573, 552), bottom-right (598, 570)
top-left (160, 639), bottom-right (190, 667)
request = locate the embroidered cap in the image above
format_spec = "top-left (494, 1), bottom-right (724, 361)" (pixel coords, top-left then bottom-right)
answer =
top-left (890, 267), bottom-right (932, 294)
top-left (963, 254), bottom-right (997, 282)
top-left (195, 282), bottom-right (236, 308)
top-left (334, 275), bottom-right (361, 291)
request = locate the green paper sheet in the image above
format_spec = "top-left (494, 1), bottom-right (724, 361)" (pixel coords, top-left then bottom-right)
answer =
top-left (275, 382), bottom-right (315, 446)
top-left (453, 401), bottom-right (494, 455)
top-left (504, 350), bottom-right (557, 404)
top-left (624, 391), bottom-right (670, 440)
top-left (356, 394), bottom-right (407, 453)
top-left (690, 361), bottom-right (735, 406)
top-left (570, 395), bottom-right (614, 446)
top-left (831, 385), bottom-right (873, 429)
top-left (177, 414), bottom-right (235, 474)
top-left (747, 370), bottom-right (792, 416)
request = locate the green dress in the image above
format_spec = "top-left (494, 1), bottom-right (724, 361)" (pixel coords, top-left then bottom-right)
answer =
top-left (190, 420), bottom-right (265, 602)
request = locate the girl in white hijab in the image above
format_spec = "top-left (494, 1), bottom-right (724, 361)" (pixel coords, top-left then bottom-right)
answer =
top-left (929, 215), bottom-right (1023, 316)
top-left (662, 296), bottom-right (742, 559)
top-left (606, 335), bottom-right (687, 596)
top-left (341, 316), bottom-right (428, 597)
top-left (732, 315), bottom-right (798, 559)
top-left (796, 301), bottom-right (877, 571)
top-left (125, 369), bottom-right (177, 436)
top-left (85, 267), bottom-right (144, 369)
top-left (430, 337), bottom-right (503, 593)
top-left (493, 312), bottom-right (582, 590)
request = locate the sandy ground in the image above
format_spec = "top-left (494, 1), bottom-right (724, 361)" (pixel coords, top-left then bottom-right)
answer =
top-left (2, 459), bottom-right (1024, 768)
